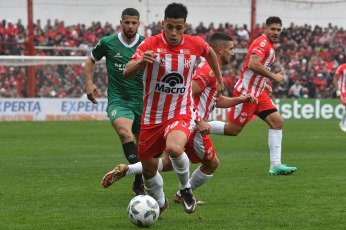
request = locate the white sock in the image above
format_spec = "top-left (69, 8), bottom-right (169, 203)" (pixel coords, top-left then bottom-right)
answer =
top-left (176, 166), bottom-right (213, 197)
top-left (208, 121), bottom-right (225, 135)
top-left (143, 173), bottom-right (165, 208)
top-left (158, 158), bottom-right (163, 172)
top-left (342, 109), bottom-right (346, 125)
top-left (268, 129), bottom-right (282, 168)
top-left (170, 152), bottom-right (191, 190)
top-left (125, 158), bottom-right (163, 177)
top-left (126, 162), bottom-right (142, 176)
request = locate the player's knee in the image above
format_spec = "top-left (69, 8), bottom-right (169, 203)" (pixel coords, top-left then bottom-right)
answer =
top-left (270, 117), bottom-right (284, 129)
top-left (117, 129), bottom-right (133, 142)
top-left (202, 157), bottom-right (219, 174)
top-left (142, 167), bottom-right (157, 180)
top-left (224, 123), bottom-right (242, 136)
top-left (166, 145), bottom-right (184, 158)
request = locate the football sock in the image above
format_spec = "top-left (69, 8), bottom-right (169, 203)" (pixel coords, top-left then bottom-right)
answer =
top-left (268, 129), bottom-right (282, 168)
top-left (158, 158), bottom-right (163, 172)
top-left (122, 141), bottom-right (139, 164)
top-left (170, 152), bottom-right (191, 190)
top-left (143, 173), bottom-right (165, 208)
top-left (176, 166), bottom-right (213, 197)
top-left (342, 109), bottom-right (346, 125)
top-left (126, 162), bottom-right (142, 176)
top-left (126, 158), bottom-right (163, 176)
top-left (122, 142), bottom-right (142, 187)
top-left (208, 121), bottom-right (225, 135)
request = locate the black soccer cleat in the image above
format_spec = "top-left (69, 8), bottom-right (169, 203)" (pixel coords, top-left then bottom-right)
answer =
top-left (180, 187), bottom-right (197, 214)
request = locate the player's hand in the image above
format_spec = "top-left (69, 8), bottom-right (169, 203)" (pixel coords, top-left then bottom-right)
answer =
top-left (242, 93), bottom-right (258, 104)
top-left (86, 82), bottom-right (100, 104)
top-left (215, 80), bottom-right (225, 97)
top-left (140, 50), bottom-right (158, 65)
top-left (336, 90), bottom-right (341, 96)
top-left (272, 71), bottom-right (284, 83)
top-left (196, 120), bottom-right (212, 136)
top-left (264, 84), bottom-right (272, 94)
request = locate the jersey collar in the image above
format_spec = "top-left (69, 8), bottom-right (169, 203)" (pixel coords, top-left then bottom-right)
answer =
top-left (118, 32), bottom-right (139, 48)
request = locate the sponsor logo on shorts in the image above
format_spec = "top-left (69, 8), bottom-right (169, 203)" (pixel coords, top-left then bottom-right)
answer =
top-left (239, 117), bottom-right (246, 123)
top-left (138, 141), bottom-right (146, 146)
top-left (111, 109), bottom-right (117, 117)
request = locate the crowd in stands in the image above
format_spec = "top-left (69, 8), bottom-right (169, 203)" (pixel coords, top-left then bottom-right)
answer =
top-left (0, 18), bottom-right (345, 99)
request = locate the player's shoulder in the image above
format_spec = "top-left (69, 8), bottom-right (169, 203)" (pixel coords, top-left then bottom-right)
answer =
top-left (138, 34), bottom-right (146, 42)
top-left (194, 61), bottom-right (212, 78)
top-left (184, 34), bottom-right (205, 44)
top-left (253, 34), bottom-right (272, 48)
top-left (98, 34), bottom-right (118, 45)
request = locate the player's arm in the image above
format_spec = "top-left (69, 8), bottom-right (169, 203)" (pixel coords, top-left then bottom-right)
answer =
top-left (85, 55), bottom-right (100, 104)
top-left (191, 79), bottom-right (212, 135)
top-left (123, 50), bottom-right (157, 79)
top-left (333, 72), bottom-right (341, 96)
top-left (192, 79), bottom-right (202, 95)
top-left (216, 93), bottom-right (258, 108)
top-left (205, 48), bottom-right (224, 96)
top-left (248, 54), bottom-right (284, 83)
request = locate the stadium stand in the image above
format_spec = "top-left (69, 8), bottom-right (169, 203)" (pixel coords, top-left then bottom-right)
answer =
top-left (0, 19), bottom-right (344, 99)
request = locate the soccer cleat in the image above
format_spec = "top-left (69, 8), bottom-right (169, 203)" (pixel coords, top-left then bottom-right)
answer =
top-left (159, 197), bottom-right (169, 216)
top-left (339, 123), bottom-right (346, 132)
top-left (132, 183), bottom-right (146, 196)
top-left (101, 164), bottom-right (128, 188)
top-left (180, 187), bottom-right (197, 214)
top-left (269, 164), bottom-right (297, 176)
top-left (174, 193), bottom-right (205, 204)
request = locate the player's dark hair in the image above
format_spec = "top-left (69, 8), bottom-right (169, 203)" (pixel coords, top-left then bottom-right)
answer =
top-left (208, 32), bottom-right (233, 48)
top-left (266, 16), bottom-right (282, 26)
top-left (164, 2), bottom-right (188, 22)
top-left (122, 8), bottom-right (140, 20)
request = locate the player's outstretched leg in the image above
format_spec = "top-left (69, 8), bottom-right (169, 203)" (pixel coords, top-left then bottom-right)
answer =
top-left (170, 153), bottom-right (197, 214)
top-left (269, 164), bottom-right (297, 175)
top-left (101, 164), bottom-right (128, 188)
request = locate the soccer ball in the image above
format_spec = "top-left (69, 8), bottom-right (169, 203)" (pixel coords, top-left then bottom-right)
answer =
top-left (127, 195), bottom-right (160, 227)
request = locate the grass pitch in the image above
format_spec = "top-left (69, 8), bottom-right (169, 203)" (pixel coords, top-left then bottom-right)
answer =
top-left (0, 120), bottom-right (345, 229)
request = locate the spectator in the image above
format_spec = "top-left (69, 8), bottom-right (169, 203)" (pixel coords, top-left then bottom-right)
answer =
top-left (289, 79), bottom-right (303, 98)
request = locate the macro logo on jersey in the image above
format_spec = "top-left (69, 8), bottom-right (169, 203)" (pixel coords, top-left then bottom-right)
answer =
top-left (155, 73), bottom-right (186, 94)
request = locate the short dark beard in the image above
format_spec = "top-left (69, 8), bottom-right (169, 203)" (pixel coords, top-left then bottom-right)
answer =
top-left (123, 30), bottom-right (136, 39)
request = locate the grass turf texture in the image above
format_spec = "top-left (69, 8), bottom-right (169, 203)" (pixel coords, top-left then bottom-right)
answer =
top-left (0, 120), bottom-right (345, 229)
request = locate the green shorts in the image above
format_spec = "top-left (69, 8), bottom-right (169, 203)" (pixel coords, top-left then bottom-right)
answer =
top-left (107, 102), bottom-right (143, 134)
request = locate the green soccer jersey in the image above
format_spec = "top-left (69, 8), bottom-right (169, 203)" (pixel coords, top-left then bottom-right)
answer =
top-left (91, 33), bottom-right (145, 104)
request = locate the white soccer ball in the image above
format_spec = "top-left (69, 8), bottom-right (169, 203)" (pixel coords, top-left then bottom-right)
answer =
top-left (127, 195), bottom-right (160, 227)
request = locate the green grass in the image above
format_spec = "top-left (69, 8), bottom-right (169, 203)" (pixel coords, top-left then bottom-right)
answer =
top-left (0, 120), bottom-right (345, 229)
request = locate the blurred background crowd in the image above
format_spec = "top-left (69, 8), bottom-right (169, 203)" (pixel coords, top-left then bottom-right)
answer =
top-left (0, 18), bottom-right (345, 99)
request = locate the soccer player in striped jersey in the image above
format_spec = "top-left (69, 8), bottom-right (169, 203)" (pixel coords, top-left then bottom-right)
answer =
top-left (84, 8), bottom-right (145, 195)
top-left (100, 32), bottom-right (257, 204)
top-left (124, 3), bottom-right (224, 214)
top-left (334, 63), bottom-right (346, 132)
top-left (209, 16), bottom-right (297, 176)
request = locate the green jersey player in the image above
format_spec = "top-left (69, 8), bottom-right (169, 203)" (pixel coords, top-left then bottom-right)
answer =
top-left (85, 8), bottom-right (145, 195)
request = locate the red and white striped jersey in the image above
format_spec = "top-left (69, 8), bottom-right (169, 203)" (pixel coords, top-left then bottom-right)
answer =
top-left (193, 60), bottom-right (218, 121)
top-left (131, 32), bottom-right (210, 125)
top-left (335, 64), bottom-right (346, 94)
top-left (234, 34), bottom-right (275, 97)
